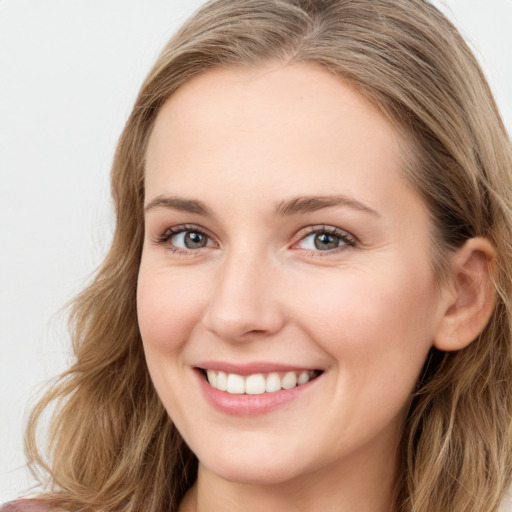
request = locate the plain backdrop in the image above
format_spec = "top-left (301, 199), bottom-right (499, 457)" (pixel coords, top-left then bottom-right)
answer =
top-left (1, 0), bottom-right (511, 505)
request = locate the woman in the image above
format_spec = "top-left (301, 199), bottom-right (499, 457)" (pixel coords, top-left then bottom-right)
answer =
top-left (3, 0), bottom-right (512, 511)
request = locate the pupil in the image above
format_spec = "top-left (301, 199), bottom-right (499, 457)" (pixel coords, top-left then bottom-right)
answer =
top-left (185, 231), bottom-right (206, 248)
top-left (314, 233), bottom-right (338, 250)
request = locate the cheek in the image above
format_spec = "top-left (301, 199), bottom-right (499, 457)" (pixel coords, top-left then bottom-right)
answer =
top-left (136, 265), bottom-right (207, 355)
top-left (301, 270), bottom-right (437, 444)
top-left (136, 264), bottom-right (209, 426)
top-left (292, 264), bottom-right (438, 385)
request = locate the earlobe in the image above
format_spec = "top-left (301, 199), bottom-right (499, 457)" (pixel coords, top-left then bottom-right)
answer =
top-left (434, 237), bottom-right (497, 352)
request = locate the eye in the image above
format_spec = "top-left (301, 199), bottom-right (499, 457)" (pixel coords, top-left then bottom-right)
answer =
top-left (172, 230), bottom-right (209, 249)
top-left (294, 226), bottom-right (355, 253)
top-left (155, 225), bottom-right (215, 252)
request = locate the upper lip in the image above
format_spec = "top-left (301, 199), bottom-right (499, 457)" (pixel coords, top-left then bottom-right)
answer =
top-left (195, 361), bottom-right (322, 375)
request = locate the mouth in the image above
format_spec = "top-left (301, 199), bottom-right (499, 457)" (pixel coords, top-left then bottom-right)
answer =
top-left (197, 368), bottom-right (323, 395)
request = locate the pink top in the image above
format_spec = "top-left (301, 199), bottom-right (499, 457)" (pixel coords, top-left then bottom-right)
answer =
top-left (0, 500), bottom-right (57, 512)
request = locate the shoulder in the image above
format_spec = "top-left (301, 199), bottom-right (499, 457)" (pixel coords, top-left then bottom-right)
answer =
top-left (0, 500), bottom-right (59, 512)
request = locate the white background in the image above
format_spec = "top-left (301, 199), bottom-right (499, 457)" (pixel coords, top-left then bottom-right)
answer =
top-left (1, 0), bottom-right (511, 505)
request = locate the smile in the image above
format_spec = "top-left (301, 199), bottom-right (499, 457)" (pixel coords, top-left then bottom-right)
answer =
top-left (203, 369), bottom-right (321, 394)
top-left (195, 365), bottom-right (324, 416)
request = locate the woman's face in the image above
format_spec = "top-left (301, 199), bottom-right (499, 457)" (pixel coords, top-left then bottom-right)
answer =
top-left (137, 63), bottom-right (446, 485)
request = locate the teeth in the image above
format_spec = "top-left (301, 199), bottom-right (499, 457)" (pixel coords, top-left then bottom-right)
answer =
top-left (265, 372), bottom-right (281, 393)
top-left (245, 374), bottom-right (266, 395)
top-left (281, 371), bottom-right (297, 389)
top-left (204, 369), bottom-right (317, 394)
top-left (206, 369), bottom-right (217, 388)
top-left (226, 373), bottom-right (245, 394)
top-left (217, 371), bottom-right (227, 391)
top-left (298, 371), bottom-right (310, 385)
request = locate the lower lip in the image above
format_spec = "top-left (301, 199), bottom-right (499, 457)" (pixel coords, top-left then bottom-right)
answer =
top-left (195, 370), bottom-right (320, 416)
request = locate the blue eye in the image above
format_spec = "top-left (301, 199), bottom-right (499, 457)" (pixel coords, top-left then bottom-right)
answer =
top-left (296, 227), bottom-right (355, 252)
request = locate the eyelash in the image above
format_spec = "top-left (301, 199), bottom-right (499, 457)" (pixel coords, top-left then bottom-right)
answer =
top-left (153, 224), bottom-right (356, 256)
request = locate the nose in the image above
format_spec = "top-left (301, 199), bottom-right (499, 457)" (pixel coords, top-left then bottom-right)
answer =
top-left (201, 249), bottom-right (286, 343)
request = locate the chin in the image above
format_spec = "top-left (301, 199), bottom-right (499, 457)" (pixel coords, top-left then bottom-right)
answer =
top-left (208, 460), bottom-right (302, 486)
top-left (197, 443), bottom-right (311, 486)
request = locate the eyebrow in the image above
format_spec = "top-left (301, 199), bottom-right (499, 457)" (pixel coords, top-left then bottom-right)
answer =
top-left (144, 195), bottom-right (214, 216)
top-left (144, 194), bottom-right (379, 218)
top-left (274, 195), bottom-right (380, 217)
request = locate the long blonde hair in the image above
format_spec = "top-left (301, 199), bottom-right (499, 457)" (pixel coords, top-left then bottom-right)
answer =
top-left (26, 1), bottom-right (512, 511)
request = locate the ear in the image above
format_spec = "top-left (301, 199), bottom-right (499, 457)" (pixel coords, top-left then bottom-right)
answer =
top-left (434, 237), bottom-right (497, 352)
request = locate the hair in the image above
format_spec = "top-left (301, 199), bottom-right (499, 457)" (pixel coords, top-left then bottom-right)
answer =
top-left (25, 1), bottom-right (512, 511)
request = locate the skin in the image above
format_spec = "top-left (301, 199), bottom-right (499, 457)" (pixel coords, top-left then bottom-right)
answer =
top-left (137, 62), bottom-right (491, 512)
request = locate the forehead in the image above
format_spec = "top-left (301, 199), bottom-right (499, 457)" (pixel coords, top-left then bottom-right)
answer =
top-left (144, 62), bottom-right (412, 216)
